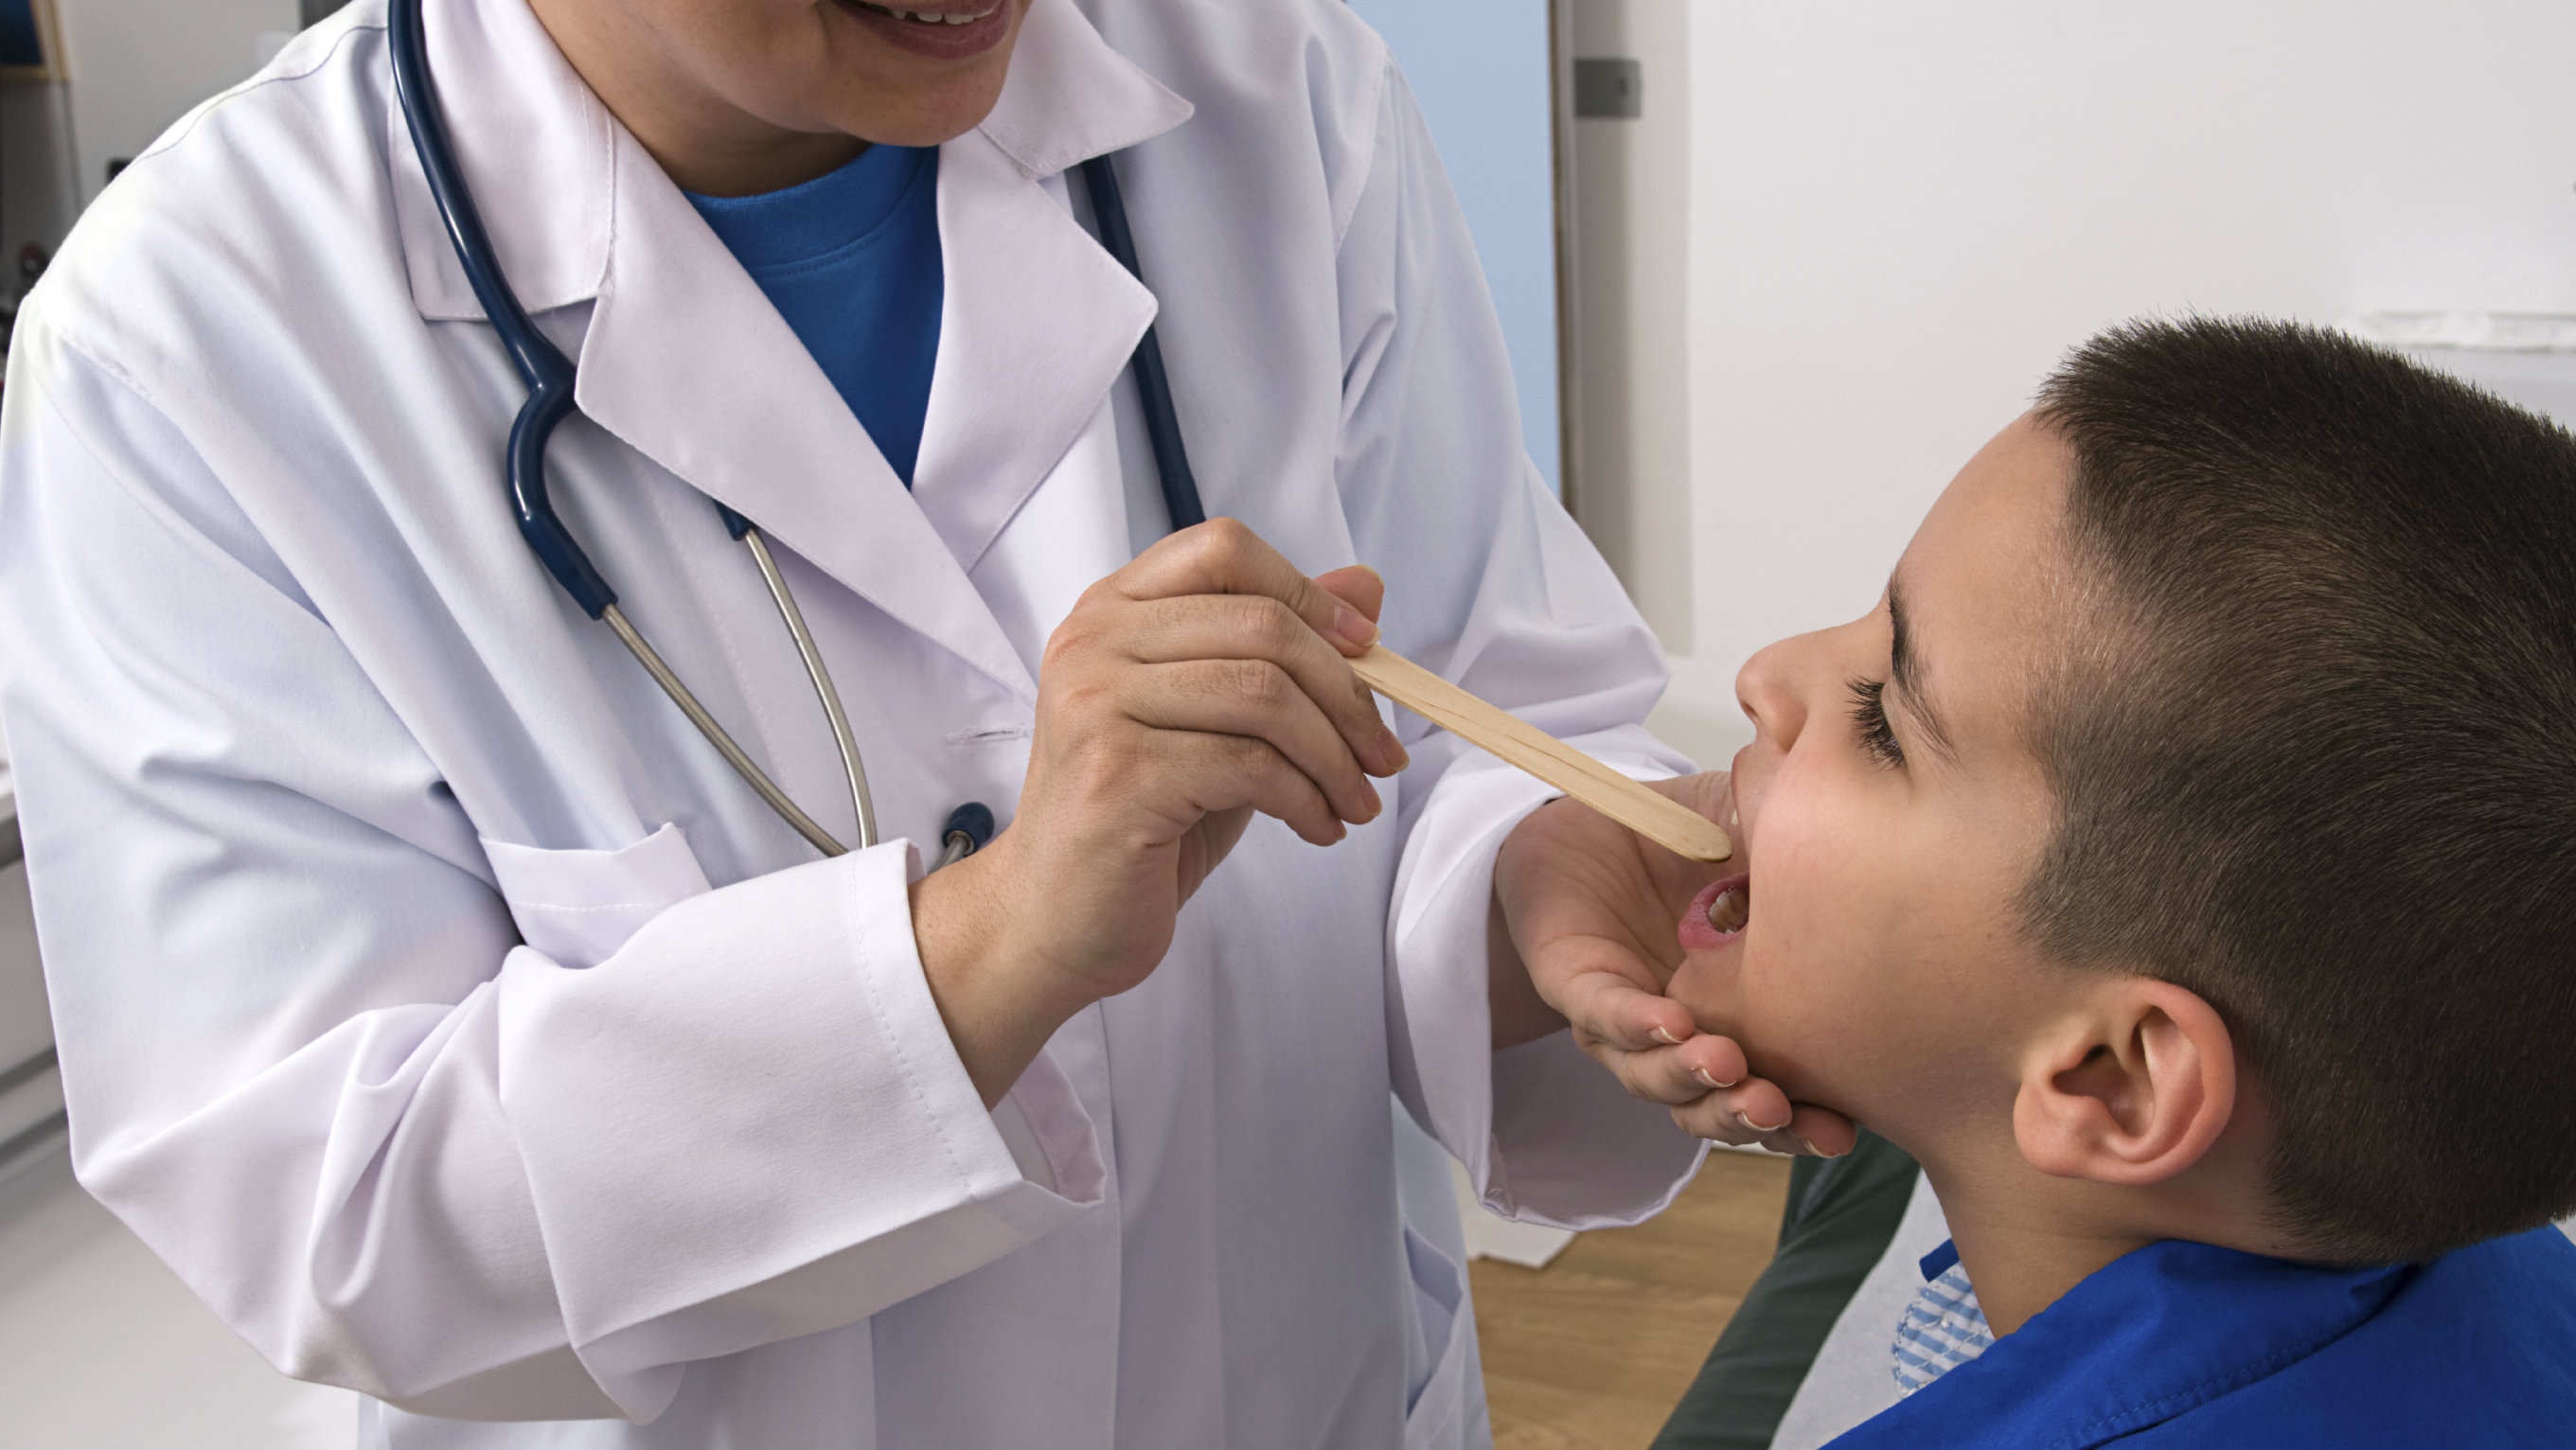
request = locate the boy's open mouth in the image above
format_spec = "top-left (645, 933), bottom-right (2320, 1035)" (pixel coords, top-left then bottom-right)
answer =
top-left (1682, 872), bottom-right (1752, 949)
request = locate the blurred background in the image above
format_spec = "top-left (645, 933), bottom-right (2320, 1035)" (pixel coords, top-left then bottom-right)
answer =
top-left (5, 2), bottom-right (2575, 1446)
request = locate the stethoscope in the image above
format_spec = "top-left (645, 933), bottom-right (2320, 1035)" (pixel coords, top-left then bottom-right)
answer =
top-left (387, 0), bottom-right (1205, 866)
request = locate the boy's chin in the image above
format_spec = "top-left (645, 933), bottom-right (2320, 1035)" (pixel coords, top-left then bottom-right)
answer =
top-left (1762, 1042), bottom-right (1929, 1146)
top-left (1679, 994), bottom-right (1850, 1119)
top-left (1665, 957), bottom-right (1742, 1034)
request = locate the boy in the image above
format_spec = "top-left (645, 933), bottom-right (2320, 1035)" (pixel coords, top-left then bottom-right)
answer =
top-left (1669, 317), bottom-right (2576, 1447)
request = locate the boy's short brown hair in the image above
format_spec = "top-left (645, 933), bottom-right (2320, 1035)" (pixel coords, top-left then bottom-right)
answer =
top-left (2021, 316), bottom-right (2576, 1263)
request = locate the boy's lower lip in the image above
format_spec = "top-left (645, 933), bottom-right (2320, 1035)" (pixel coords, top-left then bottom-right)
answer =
top-left (837, 0), bottom-right (1010, 60)
top-left (1679, 873), bottom-right (1751, 952)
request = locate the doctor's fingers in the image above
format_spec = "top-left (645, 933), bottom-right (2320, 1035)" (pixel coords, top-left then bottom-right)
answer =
top-left (1123, 661), bottom-right (1386, 826)
top-left (1541, 954), bottom-right (1697, 1052)
top-left (1572, 1015), bottom-right (1752, 1108)
top-left (1121, 594), bottom-right (1406, 775)
top-left (1672, 1094), bottom-right (1856, 1158)
top-left (1114, 520), bottom-right (1382, 659)
top-left (1130, 727), bottom-right (1351, 847)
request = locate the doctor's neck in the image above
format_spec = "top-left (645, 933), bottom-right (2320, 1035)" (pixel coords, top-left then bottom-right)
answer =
top-left (528, 0), bottom-right (1031, 196)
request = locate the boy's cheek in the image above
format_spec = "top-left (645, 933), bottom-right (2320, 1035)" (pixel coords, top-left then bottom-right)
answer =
top-left (1739, 759), bottom-right (1867, 902)
top-left (1727, 746), bottom-right (1773, 828)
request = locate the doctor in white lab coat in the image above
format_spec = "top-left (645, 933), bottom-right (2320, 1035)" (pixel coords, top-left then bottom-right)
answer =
top-left (0, 0), bottom-right (1848, 1445)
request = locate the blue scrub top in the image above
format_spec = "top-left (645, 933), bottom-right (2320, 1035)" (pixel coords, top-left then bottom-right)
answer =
top-left (686, 144), bottom-right (943, 487)
top-left (1831, 1225), bottom-right (2576, 1449)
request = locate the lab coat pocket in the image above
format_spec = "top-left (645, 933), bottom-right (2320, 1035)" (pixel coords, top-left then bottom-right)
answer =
top-left (1401, 1224), bottom-right (1473, 1450)
top-left (480, 823), bottom-right (713, 969)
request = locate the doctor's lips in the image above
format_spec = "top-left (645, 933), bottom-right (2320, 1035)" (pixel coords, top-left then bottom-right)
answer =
top-left (840, 0), bottom-right (1010, 59)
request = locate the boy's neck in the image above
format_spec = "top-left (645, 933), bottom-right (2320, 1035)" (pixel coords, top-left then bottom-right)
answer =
top-left (1921, 1130), bottom-right (2287, 1337)
top-left (1930, 1168), bottom-right (2150, 1337)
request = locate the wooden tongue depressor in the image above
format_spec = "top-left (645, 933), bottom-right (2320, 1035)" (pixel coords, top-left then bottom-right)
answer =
top-left (1349, 644), bottom-right (1733, 862)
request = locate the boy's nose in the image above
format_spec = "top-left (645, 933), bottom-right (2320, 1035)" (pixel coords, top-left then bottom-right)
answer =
top-left (1741, 609), bottom-right (1886, 761)
top-left (1736, 632), bottom-right (1818, 753)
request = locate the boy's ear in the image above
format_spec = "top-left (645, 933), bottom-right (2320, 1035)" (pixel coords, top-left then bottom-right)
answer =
top-left (2013, 977), bottom-right (2235, 1187)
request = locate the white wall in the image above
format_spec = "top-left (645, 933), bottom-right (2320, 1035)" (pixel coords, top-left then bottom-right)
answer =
top-left (50, 0), bottom-right (294, 203)
top-left (1650, 0), bottom-right (2576, 764)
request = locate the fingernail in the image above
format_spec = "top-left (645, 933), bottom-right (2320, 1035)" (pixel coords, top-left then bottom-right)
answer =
top-left (1650, 1027), bottom-right (1683, 1046)
top-left (1737, 1110), bottom-right (1789, 1134)
top-left (1377, 726), bottom-right (1409, 772)
top-left (1334, 608), bottom-right (1379, 647)
top-left (1795, 1135), bottom-right (1843, 1158)
top-left (1359, 780), bottom-right (1381, 819)
top-left (1694, 1068), bottom-right (1739, 1090)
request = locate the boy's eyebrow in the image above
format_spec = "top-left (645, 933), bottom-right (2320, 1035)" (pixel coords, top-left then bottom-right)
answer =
top-left (1887, 578), bottom-right (1961, 763)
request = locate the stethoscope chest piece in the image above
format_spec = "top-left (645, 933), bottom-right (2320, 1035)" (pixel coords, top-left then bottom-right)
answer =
top-left (937, 803), bottom-right (997, 870)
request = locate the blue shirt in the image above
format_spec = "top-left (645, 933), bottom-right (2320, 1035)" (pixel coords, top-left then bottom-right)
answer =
top-left (1830, 1226), bottom-right (2576, 1449)
top-left (686, 144), bottom-right (943, 486)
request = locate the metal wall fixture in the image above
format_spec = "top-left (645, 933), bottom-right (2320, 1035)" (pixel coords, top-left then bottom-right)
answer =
top-left (1572, 57), bottom-right (1643, 119)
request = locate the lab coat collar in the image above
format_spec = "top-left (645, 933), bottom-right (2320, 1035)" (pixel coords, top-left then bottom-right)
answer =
top-left (977, 0), bottom-right (1196, 181)
top-left (384, 0), bottom-right (614, 323)
top-left (385, 0), bottom-right (1192, 319)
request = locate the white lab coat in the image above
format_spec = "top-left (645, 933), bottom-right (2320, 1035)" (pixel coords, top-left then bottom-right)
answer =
top-left (0, 0), bottom-right (1705, 1444)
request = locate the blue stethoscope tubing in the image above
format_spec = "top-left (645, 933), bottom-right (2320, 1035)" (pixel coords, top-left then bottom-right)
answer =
top-left (386, 0), bottom-right (1202, 866)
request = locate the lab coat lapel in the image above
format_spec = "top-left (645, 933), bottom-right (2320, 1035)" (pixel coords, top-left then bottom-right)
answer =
top-left (910, 135), bottom-right (1149, 577)
top-left (909, 0), bottom-right (1195, 575)
top-left (576, 130), bottom-right (1040, 701)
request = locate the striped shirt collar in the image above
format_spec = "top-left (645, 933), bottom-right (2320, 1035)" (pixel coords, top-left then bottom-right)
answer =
top-left (1893, 1240), bottom-right (1994, 1395)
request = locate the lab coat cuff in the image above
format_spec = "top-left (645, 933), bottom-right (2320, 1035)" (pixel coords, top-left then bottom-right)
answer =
top-left (1388, 728), bottom-right (1708, 1230)
top-left (496, 840), bottom-right (1104, 1417)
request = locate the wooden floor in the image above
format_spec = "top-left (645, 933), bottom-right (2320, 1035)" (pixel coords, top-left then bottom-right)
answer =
top-left (1472, 1149), bottom-right (1794, 1450)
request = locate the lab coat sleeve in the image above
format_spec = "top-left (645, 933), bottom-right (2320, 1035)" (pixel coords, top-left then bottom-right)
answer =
top-left (0, 327), bottom-right (1103, 1423)
top-left (1337, 63), bottom-right (1708, 1229)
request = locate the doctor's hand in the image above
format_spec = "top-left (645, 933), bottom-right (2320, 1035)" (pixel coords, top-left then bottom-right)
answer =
top-left (1489, 772), bottom-right (1858, 1158)
top-left (911, 520), bottom-right (1404, 1106)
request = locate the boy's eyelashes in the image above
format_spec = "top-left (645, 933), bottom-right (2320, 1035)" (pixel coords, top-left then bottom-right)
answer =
top-left (1847, 678), bottom-right (1907, 769)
